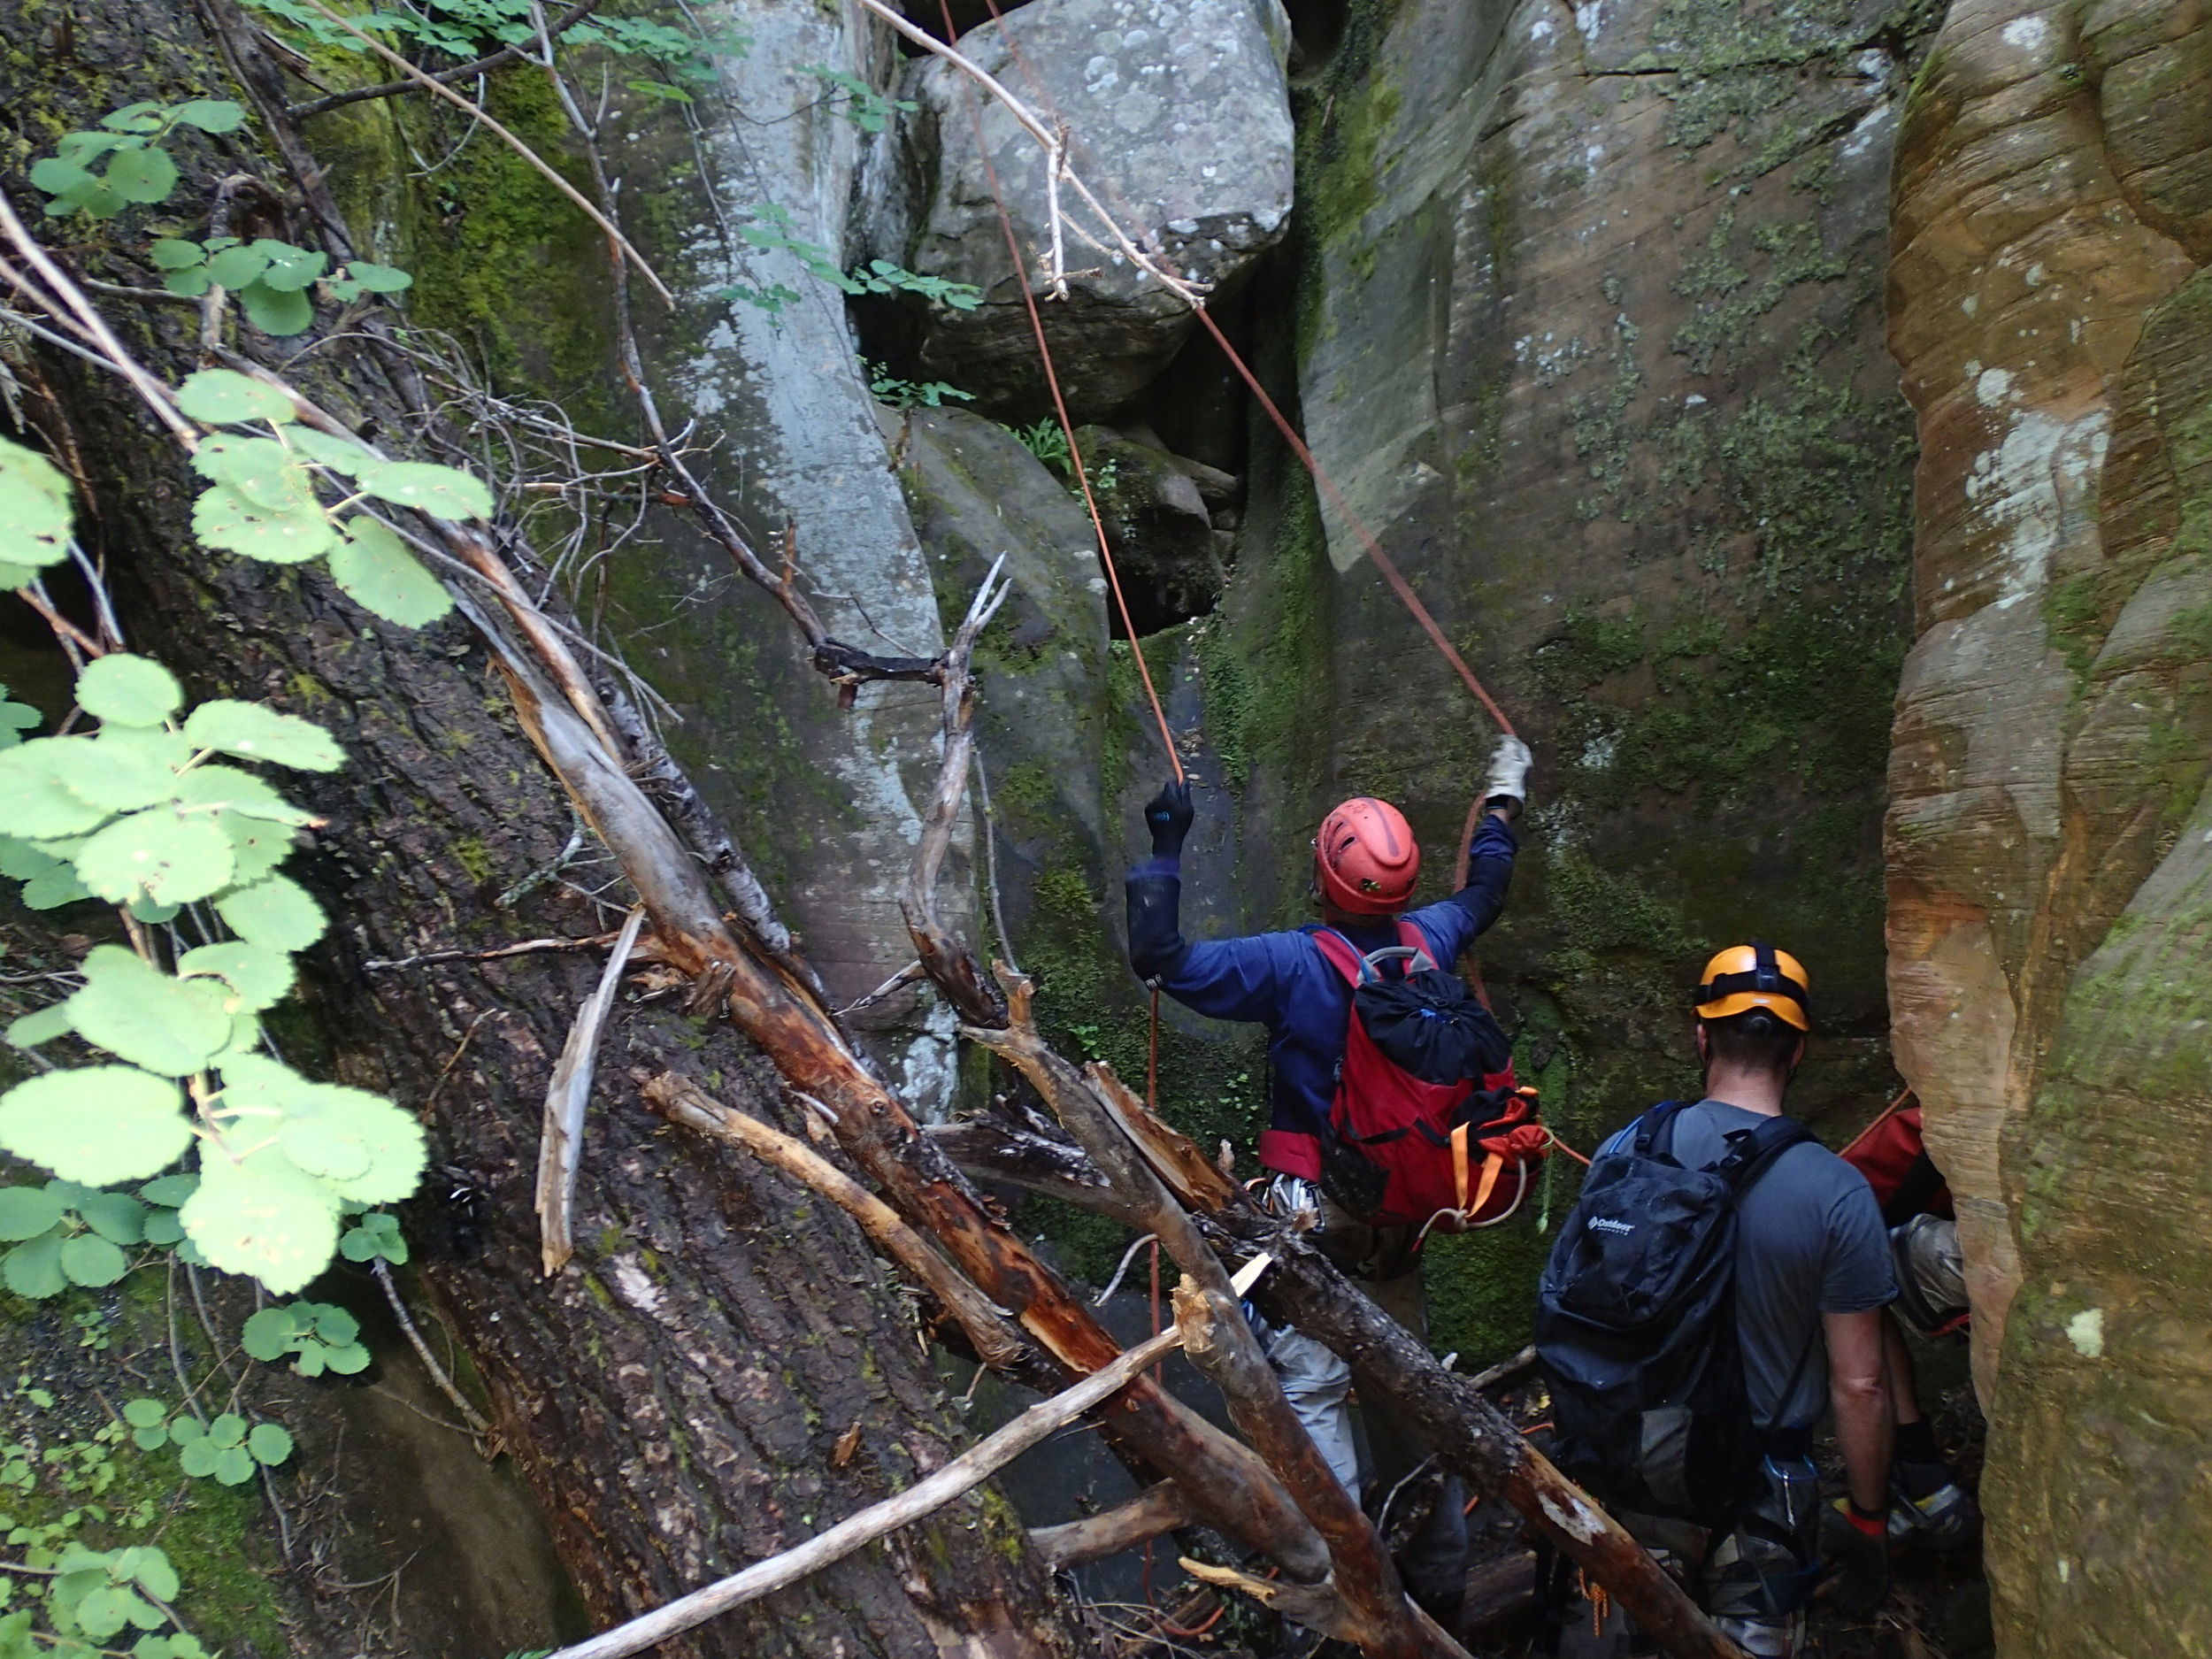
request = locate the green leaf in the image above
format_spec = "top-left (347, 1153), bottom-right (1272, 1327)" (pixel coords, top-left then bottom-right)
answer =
top-left (286, 427), bottom-right (373, 474)
top-left (354, 462), bottom-right (492, 524)
top-left (75, 655), bottom-right (180, 727)
top-left (0, 699), bottom-right (42, 749)
top-left (238, 1305), bottom-right (300, 1362)
top-left (75, 810), bottom-right (237, 907)
top-left (100, 104), bottom-right (166, 134)
top-left (173, 764), bottom-right (315, 826)
top-left (0, 739), bottom-right (117, 839)
top-left (174, 370), bottom-right (295, 426)
top-left (121, 1399), bottom-right (165, 1430)
top-left (0, 437), bottom-right (74, 572)
top-left (58, 1234), bottom-right (127, 1287)
top-left (74, 1190), bottom-right (147, 1245)
top-left (206, 1413), bottom-right (245, 1448)
top-left (179, 1150), bottom-right (339, 1295)
top-left (329, 518), bottom-right (452, 627)
top-left (132, 1425), bottom-right (168, 1451)
top-left (141, 1212), bottom-right (184, 1247)
top-left (62, 727), bottom-right (191, 813)
top-left (150, 239), bottom-right (204, 271)
top-left (321, 1341), bottom-right (370, 1375)
top-left (342, 260), bottom-right (411, 293)
top-left (170, 99), bottom-right (246, 133)
top-left (63, 946), bottom-right (234, 1073)
top-left (246, 1423), bottom-right (292, 1465)
top-left (30, 157), bottom-right (97, 197)
top-left (176, 1438), bottom-right (219, 1479)
top-left (280, 1087), bottom-right (423, 1205)
top-left (181, 701), bottom-right (343, 771)
top-left (238, 280), bottom-right (315, 338)
top-left (118, 1547), bottom-right (177, 1602)
top-left (193, 436), bottom-right (316, 515)
top-left (214, 874), bottom-right (325, 949)
top-left (177, 942), bottom-right (294, 1013)
top-left (101, 146), bottom-right (177, 205)
top-left (21, 864), bottom-right (95, 910)
top-left (4, 1005), bottom-right (71, 1051)
top-left (212, 1445), bottom-right (256, 1486)
top-left (217, 814), bottom-right (293, 887)
top-left (0, 1187), bottom-right (68, 1241)
top-left (0, 1067), bottom-right (191, 1187)
top-left (140, 1173), bottom-right (197, 1207)
top-left (204, 245), bottom-right (273, 291)
top-left (0, 836), bottom-right (58, 880)
top-left (191, 483), bottom-right (334, 564)
top-left (167, 1415), bottom-right (205, 1445)
top-left (73, 1585), bottom-right (132, 1640)
top-left (311, 1303), bottom-right (359, 1345)
top-left (2, 1234), bottom-right (65, 1300)
top-left (252, 242), bottom-right (326, 293)
top-left (161, 267), bottom-right (212, 299)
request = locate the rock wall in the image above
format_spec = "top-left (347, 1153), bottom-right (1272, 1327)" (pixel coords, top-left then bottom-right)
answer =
top-left (1146, 0), bottom-right (1938, 1362)
top-left (1885, 1), bottom-right (2212, 1647)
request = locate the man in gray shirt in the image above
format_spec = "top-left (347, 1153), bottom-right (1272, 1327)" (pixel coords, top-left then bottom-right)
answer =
top-left (1579, 944), bottom-right (1897, 1658)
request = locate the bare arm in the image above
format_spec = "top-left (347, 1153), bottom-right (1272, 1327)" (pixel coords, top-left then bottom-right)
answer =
top-left (1824, 1307), bottom-right (1893, 1512)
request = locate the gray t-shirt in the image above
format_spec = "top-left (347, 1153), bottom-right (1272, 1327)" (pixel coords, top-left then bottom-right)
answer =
top-left (1607, 1099), bottom-right (1897, 1429)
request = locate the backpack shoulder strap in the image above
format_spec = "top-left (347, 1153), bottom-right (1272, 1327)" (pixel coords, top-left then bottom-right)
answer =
top-left (1632, 1100), bottom-right (1691, 1158)
top-left (1715, 1115), bottom-right (1819, 1194)
top-left (1394, 918), bottom-right (1440, 974)
top-left (1307, 927), bottom-right (1365, 987)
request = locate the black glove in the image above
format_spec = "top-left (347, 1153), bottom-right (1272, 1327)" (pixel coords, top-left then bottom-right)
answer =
top-left (1819, 1499), bottom-right (1890, 1617)
top-left (1143, 778), bottom-right (1194, 857)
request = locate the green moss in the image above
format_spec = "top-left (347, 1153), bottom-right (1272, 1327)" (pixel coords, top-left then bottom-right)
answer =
top-left (1669, 211), bottom-right (1849, 374)
top-left (452, 835), bottom-right (495, 885)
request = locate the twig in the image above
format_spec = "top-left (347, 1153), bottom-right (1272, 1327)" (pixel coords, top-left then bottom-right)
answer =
top-left (287, 0), bottom-right (611, 119)
top-left (289, 0), bottom-right (672, 306)
top-left (542, 1253), bottom-right (1271, 1659)
top-left (1030, 1480), bottom-right (1194, 1570)
top-left (535, 902), bottom-right (647, 1275)
top-left (165, 1256), bottom-right (209, 1427)
top-left (833, 959), bottom-right (925, 1018)
top-left (972, 749), bottom-right (1018, 975)
top-left (418, 1007), bottom-right (495, 1119)
top-left (641, 1072), bottom-right (1042, 1385)
top-left (1467, 1345), bottom-right (1539, 1392)
top-left (365, 931), bottom-right (628, 971)
top-left (369, 1257), bottom-right (494, 1438)
top-left (541, 1324), bottom-right (1184, 1659)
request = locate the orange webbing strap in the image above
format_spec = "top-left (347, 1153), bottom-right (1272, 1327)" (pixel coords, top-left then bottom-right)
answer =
top-left (1449, 1125), bottom-right (1505, 1217)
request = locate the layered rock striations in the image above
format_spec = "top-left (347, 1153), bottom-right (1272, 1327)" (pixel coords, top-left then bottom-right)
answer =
top-left (1886, 1), bottom-right (2212, 1647)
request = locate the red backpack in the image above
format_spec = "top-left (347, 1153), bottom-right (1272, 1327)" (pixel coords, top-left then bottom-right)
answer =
top-left (1310, 923), bottom-right (1548, 1229)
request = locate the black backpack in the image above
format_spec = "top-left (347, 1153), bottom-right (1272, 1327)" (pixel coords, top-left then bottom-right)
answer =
top-left (1534, 1101), bottom-right (1816, 1525)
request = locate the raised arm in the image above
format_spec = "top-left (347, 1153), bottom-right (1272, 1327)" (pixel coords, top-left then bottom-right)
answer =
top-left (1410, 735), bottom-right (1530, 960)
top-left (1125, 780), bottom-right (1294, 1024)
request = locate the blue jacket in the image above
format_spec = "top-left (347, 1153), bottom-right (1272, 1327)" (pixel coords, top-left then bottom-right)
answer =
top-left (1125, 814), bottom-right (1517, 1178)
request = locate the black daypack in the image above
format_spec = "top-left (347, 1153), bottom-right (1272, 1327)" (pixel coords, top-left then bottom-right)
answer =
top-left (1534, 1102), bottom-right (1816, 1525)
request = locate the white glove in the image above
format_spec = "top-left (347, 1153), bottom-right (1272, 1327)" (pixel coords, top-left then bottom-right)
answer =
top-left (1484, 734), bottom-right (1532, 807)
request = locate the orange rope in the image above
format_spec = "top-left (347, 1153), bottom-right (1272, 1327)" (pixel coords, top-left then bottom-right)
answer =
top-left (956, 0), bottom-right (1512, 749)
top-left (1839, 1085), bottom-right (1917, 1159)
top-left (941, 0), bottom-right (1182, 781)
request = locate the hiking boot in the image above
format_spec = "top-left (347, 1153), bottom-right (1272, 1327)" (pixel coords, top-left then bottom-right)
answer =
top-left (1888, 1464), bottom-right (1981, 1552)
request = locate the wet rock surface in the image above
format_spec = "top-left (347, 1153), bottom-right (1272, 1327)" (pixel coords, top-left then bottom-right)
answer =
top-left (1886, 2), bottom-right (2212, 1648)
top-left (861, 0), bottom-right (1296, 419)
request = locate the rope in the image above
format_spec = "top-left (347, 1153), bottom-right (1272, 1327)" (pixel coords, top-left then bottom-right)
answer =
top-left (949, 0), bottom-right (1514, 749)
top-left (940, 0), bottom-right (1183, 781)
top-left (1839, 1086), bottom-right (1917, 1159)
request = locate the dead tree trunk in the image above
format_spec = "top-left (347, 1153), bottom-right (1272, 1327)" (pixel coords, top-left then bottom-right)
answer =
top-left (0, 7), bottom-right (1075, 1654)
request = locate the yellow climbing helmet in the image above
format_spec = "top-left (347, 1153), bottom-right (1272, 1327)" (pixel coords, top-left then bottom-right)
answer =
top-left (1694, 941), bottom-right (1811, 1032)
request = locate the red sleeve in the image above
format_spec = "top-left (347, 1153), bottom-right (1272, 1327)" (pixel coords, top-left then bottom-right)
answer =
top-left (1840, 1106), bottom-right (1926, 1210)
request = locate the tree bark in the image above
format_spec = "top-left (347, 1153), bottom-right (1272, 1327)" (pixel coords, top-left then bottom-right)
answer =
top-left (0, 7), bottom-right (1075, 1654)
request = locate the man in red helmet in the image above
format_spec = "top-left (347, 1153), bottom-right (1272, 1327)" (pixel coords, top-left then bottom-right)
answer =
top-left (1124, 733), bottom-right (1532, 1629)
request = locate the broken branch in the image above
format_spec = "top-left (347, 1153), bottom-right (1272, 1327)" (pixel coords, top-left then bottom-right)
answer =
top-left (540, 1324), bottom-right (1185, 1659)
top-left (1029, 1479), bottom-right (1194, 1570)
top-left (535, 903), bottom-right (647, 1276)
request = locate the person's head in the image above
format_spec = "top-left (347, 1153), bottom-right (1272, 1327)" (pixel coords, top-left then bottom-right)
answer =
top-left (1311, 796), bottom-right (1418, 921)
top-left (1692, 942), bottom-right (1810, 1081)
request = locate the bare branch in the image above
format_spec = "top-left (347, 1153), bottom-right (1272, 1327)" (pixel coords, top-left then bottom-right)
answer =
top-left (1030, 1480), bottom-right (1194, 1570)
top-left (535, 902), bottom-right (648, 1275)
top-left (288, 0), bottom-right (611, 119)
top-left (540, 1324), bottom-right (1187, 1659)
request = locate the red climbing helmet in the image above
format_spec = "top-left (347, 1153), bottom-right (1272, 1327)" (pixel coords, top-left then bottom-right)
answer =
top-left (1315, 797), bottom-right (1419, 915)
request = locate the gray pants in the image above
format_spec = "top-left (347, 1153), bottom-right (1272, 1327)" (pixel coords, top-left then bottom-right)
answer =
top-left (1251, 1207), bottom-right (1469, 1619)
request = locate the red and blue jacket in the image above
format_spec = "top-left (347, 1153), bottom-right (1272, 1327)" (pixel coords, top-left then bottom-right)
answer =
top-left (1125, 813), bottom-right (1517, 1180)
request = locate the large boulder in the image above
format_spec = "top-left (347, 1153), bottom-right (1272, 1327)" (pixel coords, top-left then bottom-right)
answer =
top-left (1886, 1), bottom-right (2212, 1647)
top-left (860, 0), bottom-right (1295, 419)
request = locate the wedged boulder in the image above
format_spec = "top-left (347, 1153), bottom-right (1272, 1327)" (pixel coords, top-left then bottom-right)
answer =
top-left (860, 0), bottom-right (1294, 419)
top-left (1886, 2), bottom-right (2212, 1648)
top-left (1074, 424), bottom-right (1238, 634)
